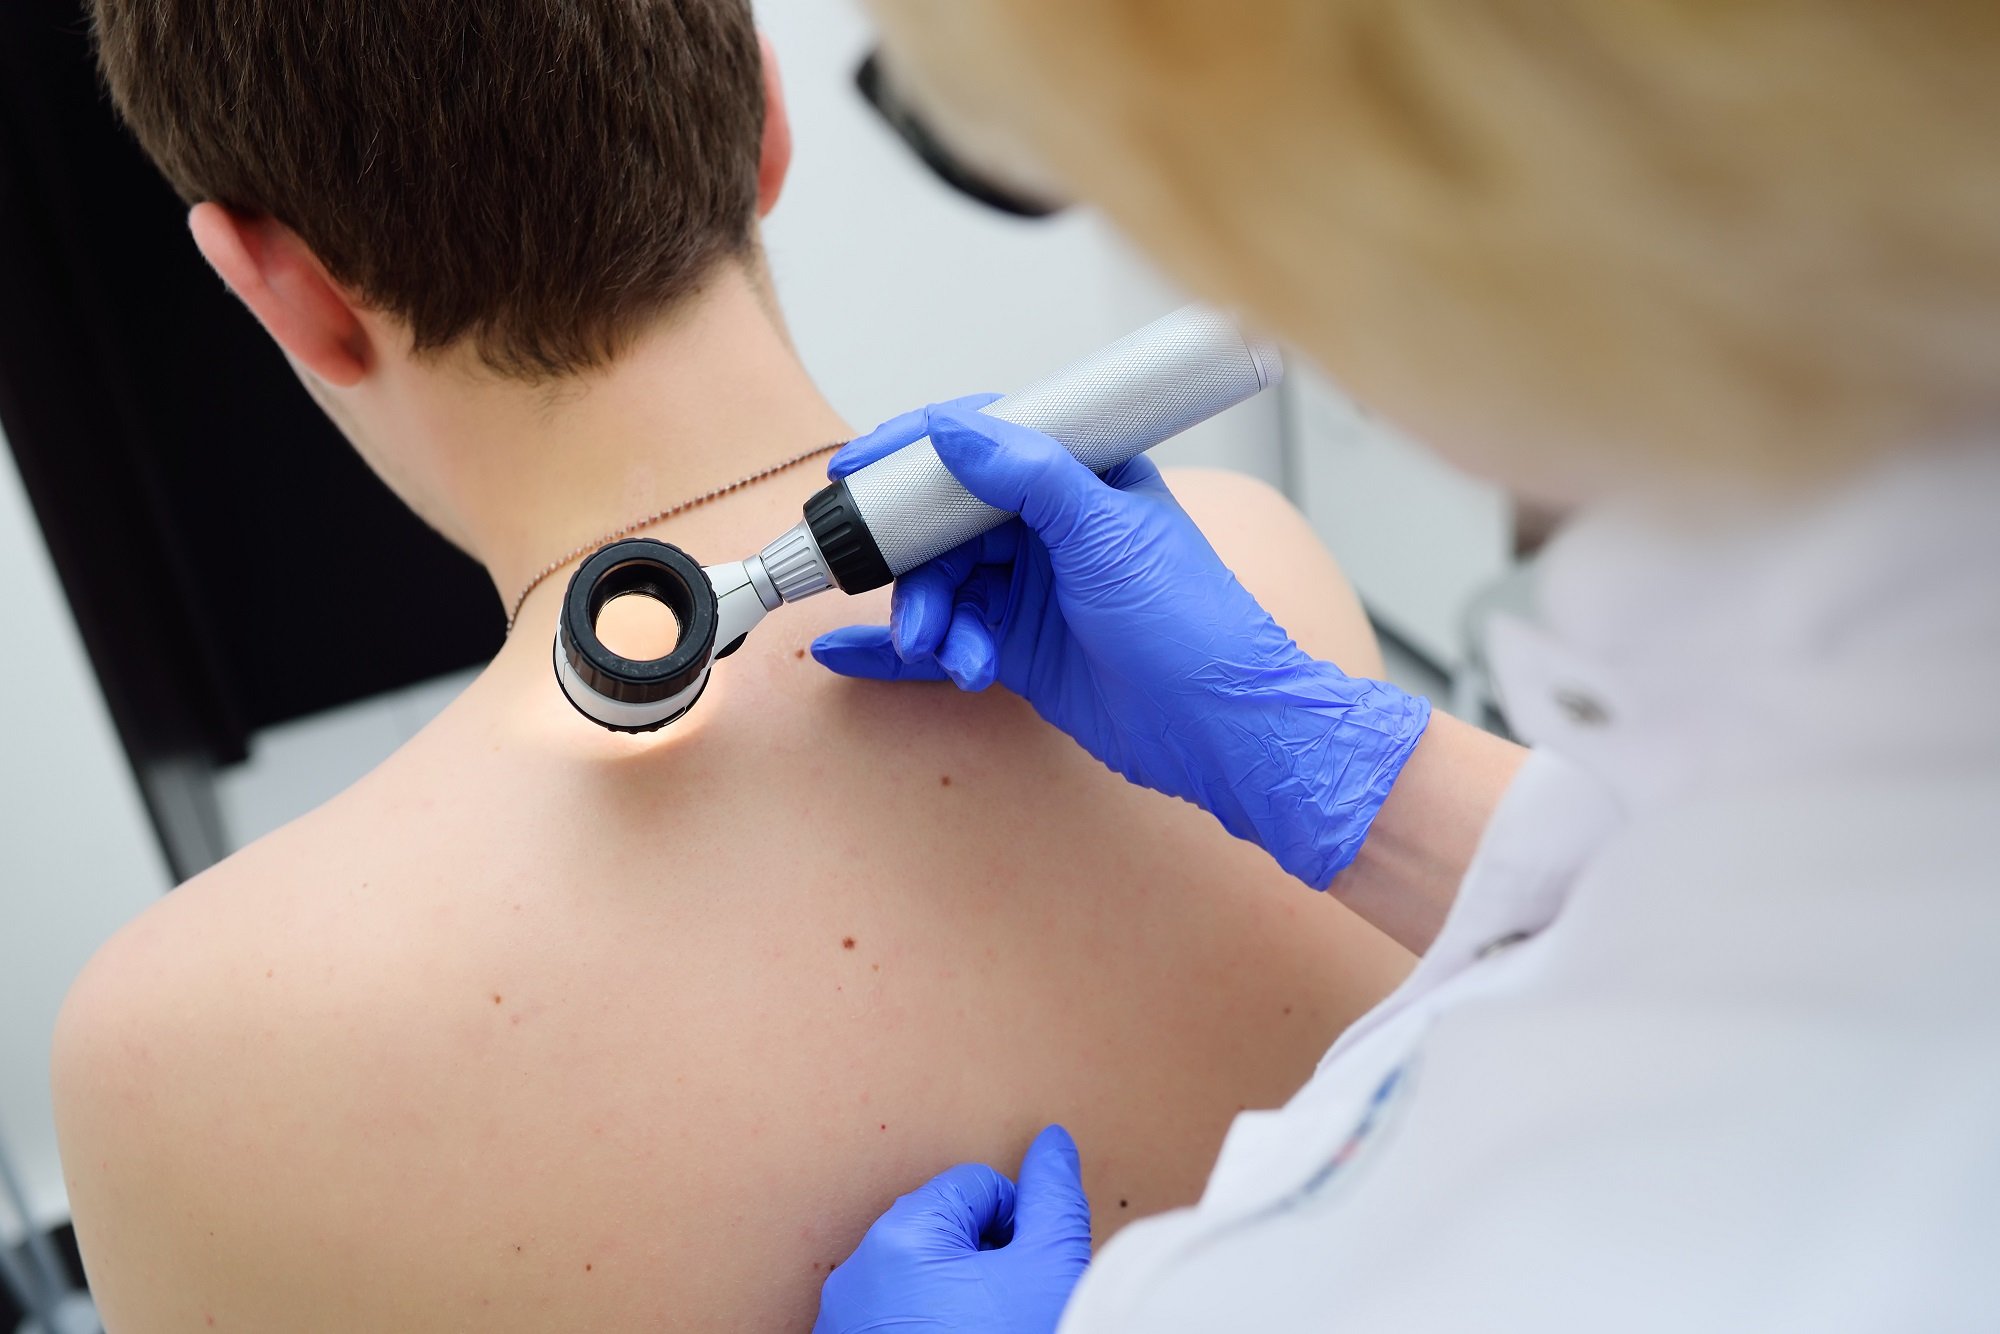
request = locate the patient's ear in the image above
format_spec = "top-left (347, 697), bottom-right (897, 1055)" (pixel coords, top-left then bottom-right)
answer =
top-left (755, 32), bottom-right (793, 217)
top-left (187, 202), bottom-right (370, 388)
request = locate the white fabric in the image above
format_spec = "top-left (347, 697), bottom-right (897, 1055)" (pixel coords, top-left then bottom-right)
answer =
top-left (1061, 446), bottom-right (2000, 1333)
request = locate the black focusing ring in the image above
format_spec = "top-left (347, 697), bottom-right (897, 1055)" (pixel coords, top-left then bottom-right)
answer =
top-left (804, 480), bottom-right (894, 594)
top-left (558, 540), bottom-right (718, 705)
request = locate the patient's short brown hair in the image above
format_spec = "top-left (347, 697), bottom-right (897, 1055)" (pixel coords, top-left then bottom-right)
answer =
top-left (93, 0), bottom-right (765, 378)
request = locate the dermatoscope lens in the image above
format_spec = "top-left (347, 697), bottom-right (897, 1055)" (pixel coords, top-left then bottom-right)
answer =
top-left (554, 540), bottom-right (719, 733)
top-left (596, 593), bottom-right (683, 661)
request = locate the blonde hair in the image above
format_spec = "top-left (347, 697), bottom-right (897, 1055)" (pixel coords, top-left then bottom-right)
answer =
top-left (869, 1), bottom-right (2000, 493)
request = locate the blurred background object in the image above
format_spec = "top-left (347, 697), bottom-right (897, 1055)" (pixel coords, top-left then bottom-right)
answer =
top-left (0, 2), bottom-right (1517, 1322)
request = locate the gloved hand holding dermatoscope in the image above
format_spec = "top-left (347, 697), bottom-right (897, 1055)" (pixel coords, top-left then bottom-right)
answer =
top-left (552, 306), bottom-right (1284, 732)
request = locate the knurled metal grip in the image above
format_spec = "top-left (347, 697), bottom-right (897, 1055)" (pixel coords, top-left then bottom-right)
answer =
top-left (813, 306), bottom-right (1282, 593)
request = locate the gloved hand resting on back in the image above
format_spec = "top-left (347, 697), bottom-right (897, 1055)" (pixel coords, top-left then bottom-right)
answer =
top-left (811, 398), bottom-right (1431, 887)
top-left (814, 1125), bottom-right (1092, 1334)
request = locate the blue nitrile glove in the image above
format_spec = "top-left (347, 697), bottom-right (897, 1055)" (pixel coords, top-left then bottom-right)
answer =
top-left (810, 399), bottom-right (1431, 887)
top-left (814, 1125), bottom-right (1092, 1334)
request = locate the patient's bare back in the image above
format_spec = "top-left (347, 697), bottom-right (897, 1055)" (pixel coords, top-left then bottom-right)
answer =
top-left (53, 471), bottom-right (1407, 1331)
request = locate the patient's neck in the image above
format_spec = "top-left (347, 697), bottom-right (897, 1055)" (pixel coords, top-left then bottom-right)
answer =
top-left (407, 262), bottom-right (849, 620)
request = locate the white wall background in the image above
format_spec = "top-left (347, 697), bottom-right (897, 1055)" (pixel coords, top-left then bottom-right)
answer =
top-left (3, 0), bottom-right (1508, 1244)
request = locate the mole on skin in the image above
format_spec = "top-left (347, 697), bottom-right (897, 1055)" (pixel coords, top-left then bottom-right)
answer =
top-left (842, 937), bottom-right (856, 950)
top-left (940, 774), bottom-right (952, 787)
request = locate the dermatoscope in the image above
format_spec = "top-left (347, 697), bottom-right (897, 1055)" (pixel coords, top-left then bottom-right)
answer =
top-left (553, 305), bottom-right (1283, 731)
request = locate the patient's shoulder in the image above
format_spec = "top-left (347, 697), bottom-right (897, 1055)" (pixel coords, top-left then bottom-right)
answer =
top-left (55, 790), bottom-right (469, 1156)
top-left (51, 830), bottom-right (417, 1328)
top-left (56, 823), bottom-right (361, 1078)
top-left (1161, 466), bottom-right (1382, 675)
top-left (55, 856), bottom-right (280, 1120)
top-left (54, 879), bottom-right (247, 1319)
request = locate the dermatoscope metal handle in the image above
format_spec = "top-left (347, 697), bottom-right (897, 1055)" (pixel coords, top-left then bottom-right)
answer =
top-left (805, 305), bottom-right (1283, 593)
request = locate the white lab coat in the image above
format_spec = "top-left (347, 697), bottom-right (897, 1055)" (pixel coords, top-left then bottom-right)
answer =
top-left (1061, 445), bottom-right (2000, 1333)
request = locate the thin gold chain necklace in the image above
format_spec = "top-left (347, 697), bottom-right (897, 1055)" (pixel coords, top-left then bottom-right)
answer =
top-left (503, 440), bottom-right (842, 633)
